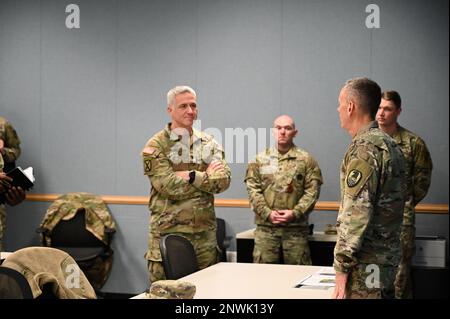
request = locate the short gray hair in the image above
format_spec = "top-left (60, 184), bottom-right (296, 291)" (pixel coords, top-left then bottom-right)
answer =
top-left (344, 77), bottom-right (381, 119)
top-left (167, 86), bottom-right (197, 106)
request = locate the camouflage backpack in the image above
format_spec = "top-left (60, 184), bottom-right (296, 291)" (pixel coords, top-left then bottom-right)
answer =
top-left (38, 192), bottom-right (116, 291)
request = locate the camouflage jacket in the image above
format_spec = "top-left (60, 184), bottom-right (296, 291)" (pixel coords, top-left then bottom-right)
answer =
top-left (245, 146), bottom-right (323, 229)
top-left (142, 124), bottom-right (231, 235)
top-left (0, 155), bottom-right (4, 247)
top-left (392, 126), bottom-right (433, 227)
top-left (40, 192), bottom-right (116, 246)
top-left (0, 116), bottom-right (21, 166)
top-left (334, 121), bottom-right (406, 273)
top-left (2, 247), bottom-right (97, 299)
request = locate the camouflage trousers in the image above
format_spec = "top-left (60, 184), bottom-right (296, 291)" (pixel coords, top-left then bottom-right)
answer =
top-left (253, 225), bottom-right (311, 265)
top-left (346, 263), bottom-right (396, 299)
top-left (394, 225), bottom-right (415, 299)
top-left (0, 205), bottom-right (5, 252)
top-left (146, 230), bottom-right (219, 284)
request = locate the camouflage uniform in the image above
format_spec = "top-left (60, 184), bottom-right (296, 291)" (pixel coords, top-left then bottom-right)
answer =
top-left (0, 117), bottom-right (21, 252)
top-left (392, 126), bottom-right (433, 299)
top-left (334, 121), bottom-right (406, 299)
top-left (142, 124), bottom-right (231, 283)
top-left (0, 154), bottom-right (4, 251)
top-left (245, 146), bottom-right (323, 264)
top-left (147, 280), bottom-right (196, 299)
top-left (0, 116), bottom-right (21, 173)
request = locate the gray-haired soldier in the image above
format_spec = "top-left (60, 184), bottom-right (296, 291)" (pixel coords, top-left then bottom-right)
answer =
top-left (245, 115), bottom-right (323, 265)
top-left (333, 78), bottom-right (406, 299)
top-left (142, 85), bottom-right (231, 283)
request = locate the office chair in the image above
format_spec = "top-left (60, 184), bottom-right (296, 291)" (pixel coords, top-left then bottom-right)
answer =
top-left (159, 234), bottom-right (199, 280)
top-left (40, 209), bottom-right (114, 292)
top-left (38, 193), bottom-right (116, 292)
top-left (0, 266), bottom-right (33, 299)
top-left (216, 218), bottom-right (231, 262)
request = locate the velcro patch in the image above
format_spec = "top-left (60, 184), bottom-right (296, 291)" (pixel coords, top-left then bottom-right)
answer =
top-left (144, 159), bottom-right (152, 173)
top-left (142, 147), bottom-right (157, 156)
top-left (345, 159), bottom-right (374, 198)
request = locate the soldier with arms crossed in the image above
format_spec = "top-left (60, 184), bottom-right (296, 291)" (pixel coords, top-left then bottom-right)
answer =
top-left (142, 85), bottom-right (231, 283)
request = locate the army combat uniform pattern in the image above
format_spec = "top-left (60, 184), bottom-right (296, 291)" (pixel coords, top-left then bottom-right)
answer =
top-left (334, 121), bottom-right (406, 299)
top-left (0, 116), bottom-right (21, 173)
top-left (142, 124), bottom-right (231, 283)
top-left (245, 146), bottom-right (323, 265)
top-left (0, 117), bottom-right (21, 251)
top-left (0, 154), bottom-right (4, 251)
top-left (392, 126), bottom-right (433, 299)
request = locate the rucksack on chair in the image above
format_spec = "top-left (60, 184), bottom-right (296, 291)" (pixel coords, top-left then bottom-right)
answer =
top-left (37, 193), bottom-right (116, 291)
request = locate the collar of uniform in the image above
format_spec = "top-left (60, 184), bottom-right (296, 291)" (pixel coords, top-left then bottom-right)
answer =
top-left (164, 123), bottom-right (189, 142)
top-left (191, 127), bottom-right (204, 144)
top-left (279, 145), bottom-right (298, 160)
top-left (354, 120), bottom-right (378, 139)
top-left (392, 125), bottom-right (407, 145)
top-left (268, 145), bottom-right (297, 160)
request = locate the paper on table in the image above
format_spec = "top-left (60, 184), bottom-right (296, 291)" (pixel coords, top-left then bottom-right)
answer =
top-left (296, 274), bottom-right (336, 287)
top-left (317, 267), bottom-right (335, 276)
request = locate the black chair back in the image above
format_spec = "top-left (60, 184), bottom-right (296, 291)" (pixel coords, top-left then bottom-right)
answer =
top-left (160, 234), bottom-right (199, 280)
top-left (51, 209), bottom-right (104, 247)
top-left (0, 267), bottom-right (33, 299)
top-left (216, 218), bottom-right (227, 262)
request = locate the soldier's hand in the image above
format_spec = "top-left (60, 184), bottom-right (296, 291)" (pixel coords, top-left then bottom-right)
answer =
top-left (332, 271), bottom-right (348, 299)
top-left (5, 186), bottom-right (26, 206)
top-left (0, 173), bottom-right (12, 193)
top-left (175, 171), bottom-right (190, 181)
top-left (276, 210), bottom-right (295, 223)
top-left (269, 210), bottom-right (283, 224)
top-left (206, 161), bottom-right (225, 175)
top-left (0, 138), bottom-right (4, 151)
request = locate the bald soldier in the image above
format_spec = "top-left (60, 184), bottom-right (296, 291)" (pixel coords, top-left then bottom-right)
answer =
top-left (377, 90), bottom-right (433, 299)
top-left (333, 78), bottom-right (406, 299)
top-left (142, 85), bottom-right (231, 283)
top-left (245, 115), bottom-right (323, 265)
top-left (0, 154), bottom-right (26, 251)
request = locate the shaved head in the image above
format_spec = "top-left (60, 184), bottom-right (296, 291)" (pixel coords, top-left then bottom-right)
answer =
top-left (273, 115), bottom-right (297, 153)
top-left (273, 115), bottom-right (296, 129)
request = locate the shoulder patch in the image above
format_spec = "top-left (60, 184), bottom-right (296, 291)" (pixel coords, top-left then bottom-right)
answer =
top-left (344, 159), bottom-right (374, 198)
top-left (347, 169), bottom-right (362, 187)
top-left (144, 159), bottom-right (152, 173)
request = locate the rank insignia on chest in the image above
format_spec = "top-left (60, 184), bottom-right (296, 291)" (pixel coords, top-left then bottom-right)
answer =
top-left (347, 169), bottom-right (362, 187)
top-left (285, 182), bottom-right (294, 193)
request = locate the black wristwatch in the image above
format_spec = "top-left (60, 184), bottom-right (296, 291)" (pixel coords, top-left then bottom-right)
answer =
top-left (188, 170), bottom-right (196, 184)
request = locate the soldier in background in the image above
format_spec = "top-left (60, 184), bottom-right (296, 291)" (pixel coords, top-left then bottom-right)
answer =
top-left (377, 90), bottom-right (433, 299)
top-left (0, 154), bottom-right (26, 251)
top-left (0, 116), bottom-right (21, 174)
top-left (333, 77), bottom-right (406, 299)
top-left (245, 115), bottom-right (322, 265)
top-left (142, 85), bottom-right (231, 283)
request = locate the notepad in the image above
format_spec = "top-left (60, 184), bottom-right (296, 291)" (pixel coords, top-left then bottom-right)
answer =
top-left (0, 166), bottom-right (35, 204)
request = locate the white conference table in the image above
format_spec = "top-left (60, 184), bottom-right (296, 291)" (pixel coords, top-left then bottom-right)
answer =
top-left (134, 262), bottom-right (333, 299)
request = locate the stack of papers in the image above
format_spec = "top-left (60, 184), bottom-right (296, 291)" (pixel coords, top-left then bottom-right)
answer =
top-left (295, 267), bottom-right (336, 288)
